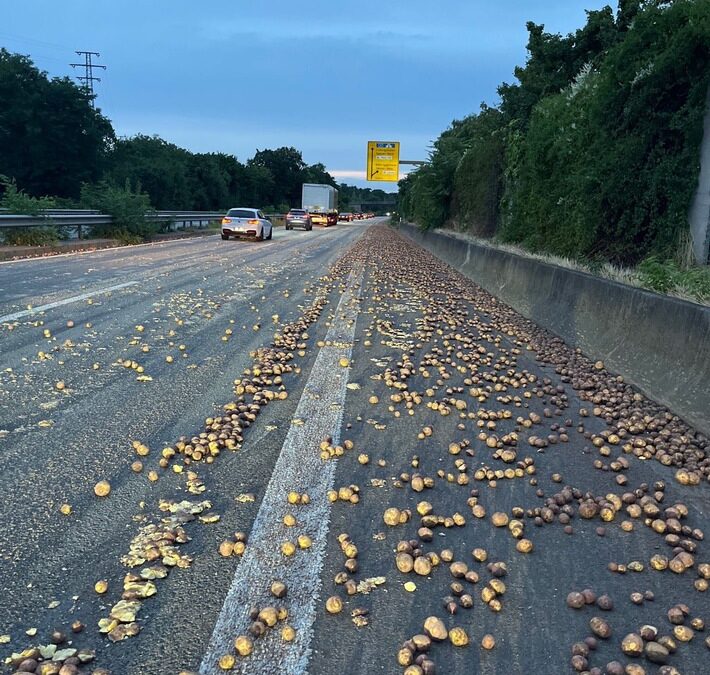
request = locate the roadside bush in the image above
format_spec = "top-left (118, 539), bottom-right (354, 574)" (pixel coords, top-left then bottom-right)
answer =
top-left (0, 176), bottom-right (60, 246)
top-left (0, 175), bottom-right (56, 215)
top-left (80, 180), bottom-right (156, 241)
top-left (637, 256), bottom-right (710, 302)
top-left (2, 226), bottom-right (59, 246)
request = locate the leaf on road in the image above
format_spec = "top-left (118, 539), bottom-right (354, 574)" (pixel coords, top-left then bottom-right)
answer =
top-left (356, 577), bottom-right (386, 594)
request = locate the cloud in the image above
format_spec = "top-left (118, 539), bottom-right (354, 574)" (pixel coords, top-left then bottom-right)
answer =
top-left (329, 170), bottom-right (367, 179)
top-left (201, 21), bottom-right (431, 45)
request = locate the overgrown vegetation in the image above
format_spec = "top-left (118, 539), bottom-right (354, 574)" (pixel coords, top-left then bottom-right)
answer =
top-left (636, 257), bottom-right (710, 301)
top-left (0, 176), bottom-right (60, 246)
top-left (399, 1), bottom-right (710, 279)
top-left (0, 176), bottom-right (56, 215)
top-left (0, 48), bottom-right (391, 220)
top-left (80, 181), bottom-right (156, 243)
top-left (2, 226), bottom-right (60, 247)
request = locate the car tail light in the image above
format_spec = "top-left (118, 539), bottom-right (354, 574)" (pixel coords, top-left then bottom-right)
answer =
top-left (248, 219), bottom-right (259, 225)
top-left (222, 217), bottom-right (232, 224)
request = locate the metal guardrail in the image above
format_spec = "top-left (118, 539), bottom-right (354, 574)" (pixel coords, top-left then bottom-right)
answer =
top-left (0, 210), bottom-right (225, 239)
top-left (0, 210), bottom-right (354, 241)
top-left (0, 208), bottom-right (102, 216)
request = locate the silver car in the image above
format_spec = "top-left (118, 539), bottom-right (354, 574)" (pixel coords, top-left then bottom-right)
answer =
top-left (221, 208), bottom-right (273, 241)
top-left (285, 208), bottom-right (312, 231)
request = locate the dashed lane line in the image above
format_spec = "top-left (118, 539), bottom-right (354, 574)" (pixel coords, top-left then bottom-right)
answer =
top-left (200, 266), bottom-right (364, 675)
top-left (0, 281), bottom-right (139, 323)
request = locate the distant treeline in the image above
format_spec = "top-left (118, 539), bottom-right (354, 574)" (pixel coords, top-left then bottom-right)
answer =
top-left (0, 48), bottom-right (389, 213)
top-left (398, 0), bottom-right (710, 265)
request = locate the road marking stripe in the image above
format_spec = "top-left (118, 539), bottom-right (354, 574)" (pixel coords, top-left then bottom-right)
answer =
top-left (0, 281), bottom-right (139, 323)
top-left (200, 267), bottom-right (363, 675)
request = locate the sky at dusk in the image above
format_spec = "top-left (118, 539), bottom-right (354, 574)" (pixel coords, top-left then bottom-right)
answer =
top-left (3, 1), bottom-right (616, 189)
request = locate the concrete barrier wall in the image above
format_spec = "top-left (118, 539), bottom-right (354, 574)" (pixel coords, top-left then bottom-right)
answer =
top-left (398, 223), bottom-right (710, 437)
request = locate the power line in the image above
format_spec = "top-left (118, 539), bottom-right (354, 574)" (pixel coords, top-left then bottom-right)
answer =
top-left (0, 34), bottom-right (70, 66)
top-left (0, 31), bottom-right (74, 52)
top-left (70, 50), bottom-right (106, 103)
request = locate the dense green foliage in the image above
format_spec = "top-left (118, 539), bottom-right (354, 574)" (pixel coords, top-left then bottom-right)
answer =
top-left (0, 49), bottom-right (114, 199)
top-left (80, 181), bottom-right (156, 242)
top-left (2, 226), bottom-right (60, 247)
top-left (637, 256), bottom-right (710, 300)
top-left (0, 177), bottom-right (60, 245)
top-left (0, 49), bottom-right (387, 218)
top-left (0, 176), bottom-right (56, 215)
top-left (399, 1), bottom-right (710, 266)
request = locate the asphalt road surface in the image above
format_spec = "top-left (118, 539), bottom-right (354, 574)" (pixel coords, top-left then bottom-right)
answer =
top-left (0, 221), bottom-right (708, 675)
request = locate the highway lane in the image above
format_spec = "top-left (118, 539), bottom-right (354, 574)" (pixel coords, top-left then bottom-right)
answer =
top-left (0, 227), bottom-right (327, 311)
top-left (0, 222), bottom-right (370, 673)
top-left (1, 221), bottom-right (709, 675)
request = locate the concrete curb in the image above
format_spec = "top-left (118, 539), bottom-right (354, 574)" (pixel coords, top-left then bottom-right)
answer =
top-left (398, 223), bottom-right (710, 437)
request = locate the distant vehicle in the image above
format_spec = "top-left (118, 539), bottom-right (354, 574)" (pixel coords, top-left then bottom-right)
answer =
top-left (221, 208), bottom-right (273, 241)
top-left (285, 208), bottom-right (312, 231)
top-left (339, 212), bottom-right (354, 222)
top-left (302, 183), bottom-right (338, 226)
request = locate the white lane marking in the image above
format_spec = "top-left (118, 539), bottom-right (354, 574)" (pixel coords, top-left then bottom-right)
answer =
top-left (200, 268), bottom-right (363, 675)
top-left (0, 281), bottom-right (139, 323)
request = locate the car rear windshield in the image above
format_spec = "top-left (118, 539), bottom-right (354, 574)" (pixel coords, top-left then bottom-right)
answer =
top-left (289, 209), bottom-right (306, 215)
top-left (227, 209), bottom-right (255, 218)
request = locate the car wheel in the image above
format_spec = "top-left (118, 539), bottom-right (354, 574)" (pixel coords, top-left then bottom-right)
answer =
top-left (221, 234), bottom-right (229, 240)
top-left (307, 225), bottom-right (312, 231)
top-left (267, 226), bottom-right (273, 240)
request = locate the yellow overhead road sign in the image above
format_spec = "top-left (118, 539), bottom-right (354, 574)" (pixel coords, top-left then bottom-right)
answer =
top-left (367, 141), bottom-right (400, 182)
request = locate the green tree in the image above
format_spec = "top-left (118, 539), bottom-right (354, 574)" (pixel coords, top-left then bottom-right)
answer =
top-left (401, 0), bottom-right (710, 266)
top-left (0, 175), bottom-right (56, 215)
top-left (248, 147), bottom-right (306, 207)
top-left (498, 9), bottom-right (619, 128)
top-left (80, 180), bottom-right (155, 242)
top-left (452, 106), bottom-right (506, 235)
top-left (302, 162), bottom-right (337, 189)
top-left (0, 49), bottom-right (114, 198)
top-left (502, 0), bottom-right (710, 262)
top-left (105, 135), bottom-right (191, 209)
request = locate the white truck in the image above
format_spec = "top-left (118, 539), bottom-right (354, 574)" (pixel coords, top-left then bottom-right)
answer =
top-left (301, 183), bottom-right (338, 226)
